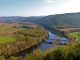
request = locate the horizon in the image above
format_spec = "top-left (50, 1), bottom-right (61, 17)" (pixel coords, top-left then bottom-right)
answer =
top-left (0, 0), bottom-right (80, 16)
top-left (0, 12), bottom-right (80, 17)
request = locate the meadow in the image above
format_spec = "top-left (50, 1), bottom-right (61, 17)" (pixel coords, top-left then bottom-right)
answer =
top-left (0, 36), bottom-right (16, 44)
top-left (69, 32), bottom-right (80, 40)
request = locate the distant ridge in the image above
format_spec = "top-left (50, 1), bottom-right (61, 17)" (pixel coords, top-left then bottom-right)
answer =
top-left (0, 12), bottom-right (80, 28)
top-left (29, 12), bottom-right (80, 28)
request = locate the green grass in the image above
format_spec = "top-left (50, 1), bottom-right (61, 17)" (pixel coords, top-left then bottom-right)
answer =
top-left (0, 27), bottom-right (26, 31)
top-left (0, 36), bottom-right (16, 44)
top-left (0, 27), bottom-right (8, 31)
top-left (69, 32), bottom-right (80, 40)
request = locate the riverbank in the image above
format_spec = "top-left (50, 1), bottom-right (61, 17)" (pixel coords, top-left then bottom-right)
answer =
top-left (0, 27), bottom-right (48, 58)
top-left (1, 42), bottom-right (80, 60)
top-left (0, 26), bottom-right (68, 59)
top-left (0, 37), bottom-right (43, 58)
top-left (42, 25), bottom-right (66, 37)
top-left (9, 31), bottom-right (67, 58)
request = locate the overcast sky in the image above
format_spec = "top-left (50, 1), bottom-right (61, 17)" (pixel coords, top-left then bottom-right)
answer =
top-left (0, 0), bottom-right (80, 16)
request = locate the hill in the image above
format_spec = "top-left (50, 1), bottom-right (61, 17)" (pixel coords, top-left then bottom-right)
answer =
top-left (1, 12), bottom-right (80, 29)
top-left (7, 12), bottom-right (80, 30)
top-left (30, 12), bottom-right (80, 29)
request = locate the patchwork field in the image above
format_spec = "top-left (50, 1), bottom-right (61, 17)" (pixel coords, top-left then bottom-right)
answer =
top-left (0, 23), bottom-right (26, 35)
top-left (0, 23), bottom-right (25, 44)
top-left (0, 23), bottom-right (28, 44)
top-left (0, 22), bottom-right (38, 44)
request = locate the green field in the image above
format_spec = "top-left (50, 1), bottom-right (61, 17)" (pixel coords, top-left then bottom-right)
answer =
top-left (0, 27), bottom-right (26, 31)
top-left (0, 36), bottom-right (16, 44)
top-left (69, 32), bottom-right (80, 40)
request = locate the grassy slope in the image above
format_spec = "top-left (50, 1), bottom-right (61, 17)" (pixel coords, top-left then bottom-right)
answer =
top-left (69, 32), bottom-right (80, 40)
top-left (0, 36), bottom-right (16, 44)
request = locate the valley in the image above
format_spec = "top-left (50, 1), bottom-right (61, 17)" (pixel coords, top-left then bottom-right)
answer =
top-left (0, 12), bottom-right (80, 60)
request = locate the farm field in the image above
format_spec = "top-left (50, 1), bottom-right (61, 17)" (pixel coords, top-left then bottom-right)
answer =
top-left (0, 23), bottom-right (24, 44)
top-left (69, 32), bottom-right (80, 40)
top-left (0, 23), bottom-right (26, 30)
top-left (0, 22), bottom-right (38, 44)
top-left (0, 36), bottom-right (16, 44)
top-left (0, 22), bottom-right (28, 44)
top-left (0, 23), bottom-right (26, 35)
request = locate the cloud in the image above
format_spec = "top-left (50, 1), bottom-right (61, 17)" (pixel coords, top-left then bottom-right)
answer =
top-left (45, 0), bottom-right (53, 3)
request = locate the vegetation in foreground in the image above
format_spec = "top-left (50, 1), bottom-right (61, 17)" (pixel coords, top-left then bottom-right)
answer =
top-left (0, 42), bottom-right (79, 60)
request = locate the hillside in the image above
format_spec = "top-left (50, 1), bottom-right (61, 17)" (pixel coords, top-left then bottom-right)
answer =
top-left (22, 12), bottom-right (80, 28)
top-left (1, 12), bottom-right (80, 29)
top-left (30, 12), bottom-right (80, 29)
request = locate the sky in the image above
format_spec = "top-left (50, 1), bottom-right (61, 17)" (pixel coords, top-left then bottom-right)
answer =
top-left (0, 0), bottom-right (80, 16)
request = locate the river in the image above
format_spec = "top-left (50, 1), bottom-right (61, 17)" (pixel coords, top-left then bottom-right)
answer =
top-left (14, 32), bottom-right (68, 57)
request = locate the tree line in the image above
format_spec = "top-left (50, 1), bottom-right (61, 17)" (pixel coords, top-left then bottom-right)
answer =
top-left (0, 42), bottom-right (80, 60)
